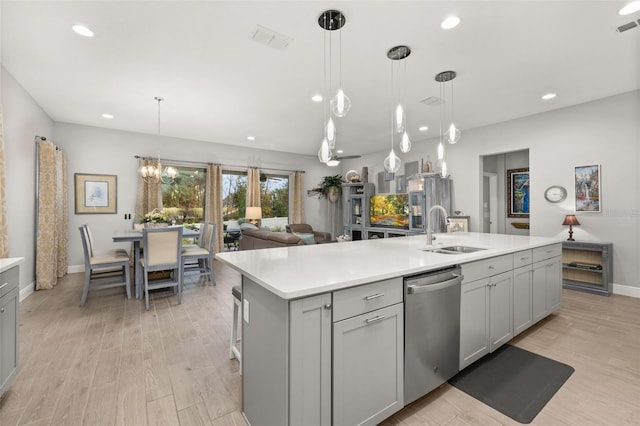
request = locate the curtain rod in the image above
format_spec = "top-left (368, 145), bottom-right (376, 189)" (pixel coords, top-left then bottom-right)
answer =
top-left (134, 155), bottom-right (305, 174)
top-left (34, 136), bottom-right (61, 150)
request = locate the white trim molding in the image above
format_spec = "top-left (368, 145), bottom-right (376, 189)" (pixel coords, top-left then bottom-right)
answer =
top-left (613, 283), bottom-right (640, 298)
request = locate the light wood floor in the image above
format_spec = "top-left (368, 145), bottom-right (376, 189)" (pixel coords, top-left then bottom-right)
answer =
top-left (1, 261), bottom-right (639, 426)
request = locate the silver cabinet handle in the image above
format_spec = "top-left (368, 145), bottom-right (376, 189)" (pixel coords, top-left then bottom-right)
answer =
top-left (488, 265), bottom-right (495, 270)
top-left (0, 282), bottom-right (8, 291)
top-left (324, 303), bottom-right (332, 310)
top-left (365, 315), bottom-right (386, 324)
top-left (364, 293), bottom-right (384, 300)
top-left (408, 274), bottom-right (463, 294)
top-left (520, 256), bottom-right (529, 261)
top-left (0, 307), bottom-right (4, 313)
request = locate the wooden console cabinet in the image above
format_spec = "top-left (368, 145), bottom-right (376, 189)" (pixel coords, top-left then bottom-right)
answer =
top-left (562, 241), bottom-right (613, 295)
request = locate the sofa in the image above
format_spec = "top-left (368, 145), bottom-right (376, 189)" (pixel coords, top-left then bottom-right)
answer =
top-left (285, 224), bottom-right (333, 244)
top-left (239, 228), bottom-right (304, 250)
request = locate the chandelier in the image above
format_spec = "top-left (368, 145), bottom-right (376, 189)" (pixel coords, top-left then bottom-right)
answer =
top-left (138, 97), bottom-right (178, 184)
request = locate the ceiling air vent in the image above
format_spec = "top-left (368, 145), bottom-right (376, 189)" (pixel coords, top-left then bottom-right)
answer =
top-left (420, 96), bottom-right (443, 107)
top-left (250, 25), bottom-right (294, 50)
top-left (616, 20), bottom-right (638, 33)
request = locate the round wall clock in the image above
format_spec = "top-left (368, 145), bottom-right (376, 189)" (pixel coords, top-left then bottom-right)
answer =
top-left (544, 185), bottom-right (567, 203)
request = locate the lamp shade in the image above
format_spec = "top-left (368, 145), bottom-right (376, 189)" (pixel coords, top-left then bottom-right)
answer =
top-left (562, 215), bottom-right (580, 226)
top-left (246, 207), bottom-right (262, 220)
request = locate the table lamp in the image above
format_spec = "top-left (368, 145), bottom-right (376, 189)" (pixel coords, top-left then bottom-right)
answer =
top-left (246, 206), bottom-right (262, 226)
top-left (562, 214), bottom-right (580, 241)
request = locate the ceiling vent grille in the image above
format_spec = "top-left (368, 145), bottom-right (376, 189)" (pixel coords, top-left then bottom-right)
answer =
top-left (250, 25), bottom-right (293, 50)
top-left (420, 96), bottom-right (443, 107)
top-left (616, 20), bottom-right (638, 33)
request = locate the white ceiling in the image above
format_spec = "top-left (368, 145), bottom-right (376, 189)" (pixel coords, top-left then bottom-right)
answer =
top-left (2, 1), bottom-right (639, 158)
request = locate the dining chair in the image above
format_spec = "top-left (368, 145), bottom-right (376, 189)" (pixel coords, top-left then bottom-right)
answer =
top-left (83, 224), bottom-right (128, 258)
top-left (181, 222), bottom-right (216, 285)
top-left (182, 222), bottom-right (206, 252)
top-left (140, 227), bottom-right (183, 310)
top-left (79, 226), bottom-right (131, 306)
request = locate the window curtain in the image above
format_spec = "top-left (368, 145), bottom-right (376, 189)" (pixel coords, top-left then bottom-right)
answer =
top-left (205, 164), bottom-right (224, 253)
top-left (246, 167), bottom-right (261, 209)
top-left (35, 139), bottom-right (68, 290)
top-left (135, 157), bottom-right (163, 221)
top-left (291, 171), bottom-right (305, 224)
top-left (0, 106), bottom-right (8, 258)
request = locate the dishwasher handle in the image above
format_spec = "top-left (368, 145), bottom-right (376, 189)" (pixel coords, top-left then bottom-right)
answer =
top-left (407, 274), bottom-right (463, 294)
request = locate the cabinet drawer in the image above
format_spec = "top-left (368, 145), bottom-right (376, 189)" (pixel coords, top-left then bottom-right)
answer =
top-left (533, 243), bottom-right (562, 263)
top-left (333, 277), bottom-right (403, 322)
top-left (462, 254), bottom-right (513, 284)
top-left (0, 266), bottom-right (19, 298)
top-left (513, 250), bottom-right (533, 268)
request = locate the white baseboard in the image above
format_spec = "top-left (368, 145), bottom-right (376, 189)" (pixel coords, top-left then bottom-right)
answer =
top-left (613, 283), bottom-right (640, 298)
top-left (68, 264), bottom-right (84, 274)
top-left (20, 282), bottom-right (34, 302)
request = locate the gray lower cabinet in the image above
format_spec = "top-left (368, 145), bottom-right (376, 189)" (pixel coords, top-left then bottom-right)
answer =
top-left (333, 302), bottom-right (404, 426)
top-left (1, 266), bottom-right (20, 397)
top-left (460, 255), bottom-right (514, 370)
top-left (533, 257), bottom-right (562, 322)
top-left (513, 264), bottom-right (533, 336)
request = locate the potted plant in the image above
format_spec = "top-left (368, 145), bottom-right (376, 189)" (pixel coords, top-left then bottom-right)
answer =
top-left (313, 174), bottom-right (344, 203)
top-left (139, 208), bottom-right (170, 227)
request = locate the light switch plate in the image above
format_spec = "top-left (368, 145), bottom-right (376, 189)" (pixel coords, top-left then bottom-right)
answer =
top-left (243, 299), bottom-right (249, 323)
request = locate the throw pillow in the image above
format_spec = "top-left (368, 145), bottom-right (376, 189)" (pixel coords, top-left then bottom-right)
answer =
top-left (292, 232), bottom-right (316, 245)
top-left (240, 222), bottom-right (259, 230)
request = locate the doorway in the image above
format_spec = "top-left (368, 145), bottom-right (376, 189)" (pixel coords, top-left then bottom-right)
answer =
top-left (482, 173), bottom-right (498, 233)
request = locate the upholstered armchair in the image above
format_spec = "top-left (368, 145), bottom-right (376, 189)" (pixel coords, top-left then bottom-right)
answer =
top-left (285, 224), bottom-right (333, 244)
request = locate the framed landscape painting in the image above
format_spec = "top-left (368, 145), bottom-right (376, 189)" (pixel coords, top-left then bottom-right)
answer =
top-left (507, 168), bottom-right (529, 218)
top-left (574, 164), bottom-right (601, 212)
top-left (75, 173), bottom-right (117, 214)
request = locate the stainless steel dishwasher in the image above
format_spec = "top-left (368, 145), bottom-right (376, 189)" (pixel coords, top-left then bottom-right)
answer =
top-left (404, 266), bottom-right (463, 405)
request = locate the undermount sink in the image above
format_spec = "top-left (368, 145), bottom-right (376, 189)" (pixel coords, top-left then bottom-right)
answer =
top-left (421, 245), bottom-right (487, 255)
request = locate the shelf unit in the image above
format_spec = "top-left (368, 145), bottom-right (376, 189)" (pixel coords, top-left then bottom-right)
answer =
top-left (406, 174), bottom-right (451, 233)
top-left (342, 182), bottom-right (375, 240)
top-left (562, 241), bottom-right (613, 296)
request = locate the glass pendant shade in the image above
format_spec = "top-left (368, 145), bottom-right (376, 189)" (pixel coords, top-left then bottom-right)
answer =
top-left (164, 165), bottom-right (178, 179)
top-left (318, 138), bottom-right (331, 163)
top-left (441, 160), bottom-right (448, 178)
top-left (394, 104), bottom-right (405, 133)
top-left (445, 123), bottom-right (461, 144)
top-left (330, 88), bottom-right (351, 117)
top-left (400, 131), bottom-right (411, 153)
top-left (139, 164), bottom-right (160, 181)
top-left (384, 148), bottom-right (401, 173)
top-left (437, 142), bottom-right (444, 161)
top-left (326, 117), bottom-right (336, 147)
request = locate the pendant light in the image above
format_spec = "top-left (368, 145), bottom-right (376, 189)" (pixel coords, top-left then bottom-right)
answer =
top-left (436, 70), bottom-right (461, 145)
top-left (388, 45), bottom-right (412, 154)
top-left (138, 97), bottom-right (178, 184)
top-left (329, 13), bottom-right (351, 118)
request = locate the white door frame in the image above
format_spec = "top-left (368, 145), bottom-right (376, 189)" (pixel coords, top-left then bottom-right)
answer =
top-left (483, 172), bottom-right (498, 233)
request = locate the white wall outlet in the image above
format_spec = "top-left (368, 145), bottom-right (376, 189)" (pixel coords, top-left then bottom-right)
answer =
top-left (243, 299), bottom-right (250, 323)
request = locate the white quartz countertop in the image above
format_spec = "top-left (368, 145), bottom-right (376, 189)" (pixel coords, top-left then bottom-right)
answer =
top-left (0, 257), bottom-right (24, 273)
top-left (216, 233), bottom-right (561, 300)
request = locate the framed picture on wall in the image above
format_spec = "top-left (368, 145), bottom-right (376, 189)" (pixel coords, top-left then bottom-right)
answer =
top-left (447, 216), bottom-right (469, 232)
top-left (507, 168), bottom-right (529, 218)
top-left (75, 173), bottom-right (117, 214)
top-left (574, 164), bottom-right (601, 212)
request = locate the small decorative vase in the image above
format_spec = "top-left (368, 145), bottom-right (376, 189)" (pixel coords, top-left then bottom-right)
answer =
top-left (328, 186), bottom-right (340, 203)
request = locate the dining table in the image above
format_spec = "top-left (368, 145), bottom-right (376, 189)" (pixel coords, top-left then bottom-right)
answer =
top-left (113, 226), bottom-right (200, 299)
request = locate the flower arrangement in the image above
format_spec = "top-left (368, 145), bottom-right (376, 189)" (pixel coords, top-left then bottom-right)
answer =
top-left (139, 208), bottom-right (170, 224)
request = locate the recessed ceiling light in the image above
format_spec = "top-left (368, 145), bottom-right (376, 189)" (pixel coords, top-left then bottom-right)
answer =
top-left (312, 94), bottom-right (323, 102)
top-left (247, 136), bottom-right (256, 141)
top-left (419, 126), bottom-right (429, 132)
top-left (441, 16), bottom-right (461, 30)
top-left (619, 1), bottom-right (640, 15)
top-left (541, 93), bottom-right (557, 100)
top-left (101, 113), bottom-right (113, 119)
top-left (72, 25), bottom-right (94, 37)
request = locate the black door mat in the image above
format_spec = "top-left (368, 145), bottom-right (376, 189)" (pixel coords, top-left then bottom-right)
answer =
top-left (449, 344), bottom-right (574, 424)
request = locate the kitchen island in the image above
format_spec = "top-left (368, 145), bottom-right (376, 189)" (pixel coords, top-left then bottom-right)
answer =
top-left (216, 232), bottom-right (562, 426)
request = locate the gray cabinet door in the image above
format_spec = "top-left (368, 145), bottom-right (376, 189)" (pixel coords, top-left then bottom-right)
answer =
top-left (532, 261), bottom-right (549, 323)
top-left (290, 293), bottom-right (332, 426)
top-left (333, 303), bottom-right (403, 426)
top-left (489, 271), bottom-right (513, 352)
top-left (460, 277), bottom-right (490, 369)
top-left (0, 286), bottom-right (19, 394)
top-left (513, 265), bottom-right (533, 336)
top-left (545, 257), bottom-right (562, 313)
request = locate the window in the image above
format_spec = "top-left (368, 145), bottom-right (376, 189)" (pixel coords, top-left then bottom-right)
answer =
top-left (222, 170), bottom-right (289, 230)
top-left (161, 165), bottom-right (206, 224)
